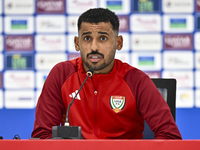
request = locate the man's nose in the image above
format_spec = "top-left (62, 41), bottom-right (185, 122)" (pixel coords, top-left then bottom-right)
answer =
top-left (91, 39), bottom-right (98, 51)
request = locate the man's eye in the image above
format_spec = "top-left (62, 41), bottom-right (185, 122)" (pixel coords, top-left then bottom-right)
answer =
top-left (100, 36), bottom-right (107, 41)
top-left (84, 36), bottom-right (91, 41)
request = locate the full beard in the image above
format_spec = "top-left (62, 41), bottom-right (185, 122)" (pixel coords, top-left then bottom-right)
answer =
top-left (84, 61), bottom-right (111, 71)
top-left (81, 51), bottom-right (115, 71)
top-left (82, 52), bottom-right (115, 71)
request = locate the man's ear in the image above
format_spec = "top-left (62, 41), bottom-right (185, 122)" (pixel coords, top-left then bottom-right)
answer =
top-left (74, 36), bottom-right (80, 51)
top-left (116, 35), bottom-right (123, 51)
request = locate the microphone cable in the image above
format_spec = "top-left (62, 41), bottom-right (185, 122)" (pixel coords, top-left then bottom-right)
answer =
top-left (65, 69), bottom-right (94, 126)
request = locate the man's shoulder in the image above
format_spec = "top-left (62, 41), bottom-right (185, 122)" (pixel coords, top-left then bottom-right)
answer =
top-left (48, 58), bottom-right (81, 82)
top-left (53, 57), bottom-right (80, 71)
top-left (115, 59), bottom-right (131, 68)
top-left (114, 59), bottom-right (139, 76)
top-left (114, 59), bottom-right (149, 80)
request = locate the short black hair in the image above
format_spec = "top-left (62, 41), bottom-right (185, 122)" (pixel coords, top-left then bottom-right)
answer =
top-left (77, 8), bottom-right (119, 33)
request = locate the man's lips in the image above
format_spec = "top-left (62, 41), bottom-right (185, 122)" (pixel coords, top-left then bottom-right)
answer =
top-left (88, 54), bottom-right (102, 63)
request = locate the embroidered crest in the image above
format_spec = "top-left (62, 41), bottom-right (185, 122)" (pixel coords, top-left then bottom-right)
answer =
top-left (110, 96), bottom-right (125, 113)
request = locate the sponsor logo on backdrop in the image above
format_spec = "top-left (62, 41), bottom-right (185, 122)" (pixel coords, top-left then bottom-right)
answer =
top-left (130, 14), bottom-right (161, 32)
top-left (162, 71), bottom-right (193, 88)
top-left (195, 71), bottom-right (200, 88)
top-left (132, 0), bottom-right (160, 12)
top-left (118, 16), bottom-right (129, 32)
top-left (163, 15), bottom-right (194, 33)
top-left (36, 71), bottom-right (49, 89)
top-left (67, 0), bottom-right (97, 14)
top-left (36, 15), bottom-right (65, 33)
top-left (4, 0), bottom-right (34, 14)
top-left (67, 16), bottom-right (78, 32)
top-left (139, 56), bottom-right (154, 66)
top-left (144, 71), bottom-right (161, 78)
top-left (0, 72), bottom-right (2, 88)
top-left (37, 0), bottom-right (65, 13)
top-left (195, 90), bottom-right (200, 107)
top-left (195, 52), bottom-right (200, 68)
top-left (5, 90), bottom-right (35, 108)
top-left (11, 20), bottom-right (27, 29)
top-left (106, 0), bottom-right (122, 10)
top-left (4, 16), bottom-right (34, 34)
top-left (132, 34), bottom-right (162, 51)
top-left (5, 35), bottom-right (34, 51)
top-left (5, 54), bottom-right (34, 70)
top-left (68, 53), bottom-right (80, 60)
top-left (35, 53), bottom-right (67, 70)
top-left (4, 71), bottom-right (34, 89)
top-left (0, 90), bottom-right (2, 109)
top-left (170, 18), bottom-right (186, 28)
top-left (35, 35), bottom-right (66, 51)
top-left (164, 34), bottom-right (193, 50)
top-left (0, 54), bottom-right (3, 71)
top-left (163, 51), bottom-right (193, 69)
top-left (0, 35), bottom-right (3, 51)
top-left (196, 0), bottom-right (200, 12)
top-left (99, 0), bottom-right (130, 14)
top-left (132, 53), bottom-right (161, 71)
top-left (163, 0), bottom-right (194, 13)
top-left (176, 89), bottom-right (194, 108)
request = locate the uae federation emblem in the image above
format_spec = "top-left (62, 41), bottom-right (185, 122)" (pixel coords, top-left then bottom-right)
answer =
top-left (110, 96), bottom-right (125, 113)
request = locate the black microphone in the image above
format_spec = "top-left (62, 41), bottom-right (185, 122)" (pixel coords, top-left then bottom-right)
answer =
top-left (52, 69), bottom-right (94, 139)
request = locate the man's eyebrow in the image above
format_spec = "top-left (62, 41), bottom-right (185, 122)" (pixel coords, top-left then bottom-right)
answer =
top-left (98, 32), bottom-right (109, 36)
top-left (81, 31), bottom-right (110, 36)
top-left (82, 32), bottom-right (92, 36)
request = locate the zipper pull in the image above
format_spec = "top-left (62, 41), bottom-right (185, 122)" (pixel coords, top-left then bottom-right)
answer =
top-left (94, 90), bottom-right (98, 95)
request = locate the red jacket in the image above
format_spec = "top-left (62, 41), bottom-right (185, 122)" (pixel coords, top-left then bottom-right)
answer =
top-left (32, 57), bottom-right (182, 139)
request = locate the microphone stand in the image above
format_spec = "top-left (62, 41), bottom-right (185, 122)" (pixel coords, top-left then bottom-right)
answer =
top-left (52, 69), bottom-right (94, 139)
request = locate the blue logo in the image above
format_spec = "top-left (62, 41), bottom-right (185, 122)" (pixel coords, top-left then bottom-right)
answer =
top-left (106, 0), bottom-right (122, 10)
top-left (170, 19), bottom-right (186, 28)
top-left (138, 56), bottom-right (155, 66)
top-left (11, 20), bottom-right (27, 29)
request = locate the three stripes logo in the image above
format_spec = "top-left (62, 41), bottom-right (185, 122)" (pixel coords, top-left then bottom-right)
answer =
top-left (69, 90), bottom-right (81, 100)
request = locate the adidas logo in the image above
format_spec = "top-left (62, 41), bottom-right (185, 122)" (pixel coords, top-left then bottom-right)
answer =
top-left (69, 90), bottom-right (81, 100)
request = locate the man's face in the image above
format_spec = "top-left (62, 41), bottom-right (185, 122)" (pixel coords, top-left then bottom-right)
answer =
top-left (74, 22), bottom-right (123, 74)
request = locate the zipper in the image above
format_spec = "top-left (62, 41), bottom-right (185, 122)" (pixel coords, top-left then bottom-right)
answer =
top-left (90, 77), bottom-right (98, 137)
top-left (94, 90), bottom-right (98, 95)
top-left (94, 90), bottom-right (98, 137)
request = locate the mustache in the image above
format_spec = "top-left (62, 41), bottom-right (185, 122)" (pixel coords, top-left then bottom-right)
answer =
top-left (87, 50), bottom-right (104, 58)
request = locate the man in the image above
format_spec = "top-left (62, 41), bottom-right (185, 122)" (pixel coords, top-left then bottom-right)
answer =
top-left (32, 8), bottom-right (182, 139)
